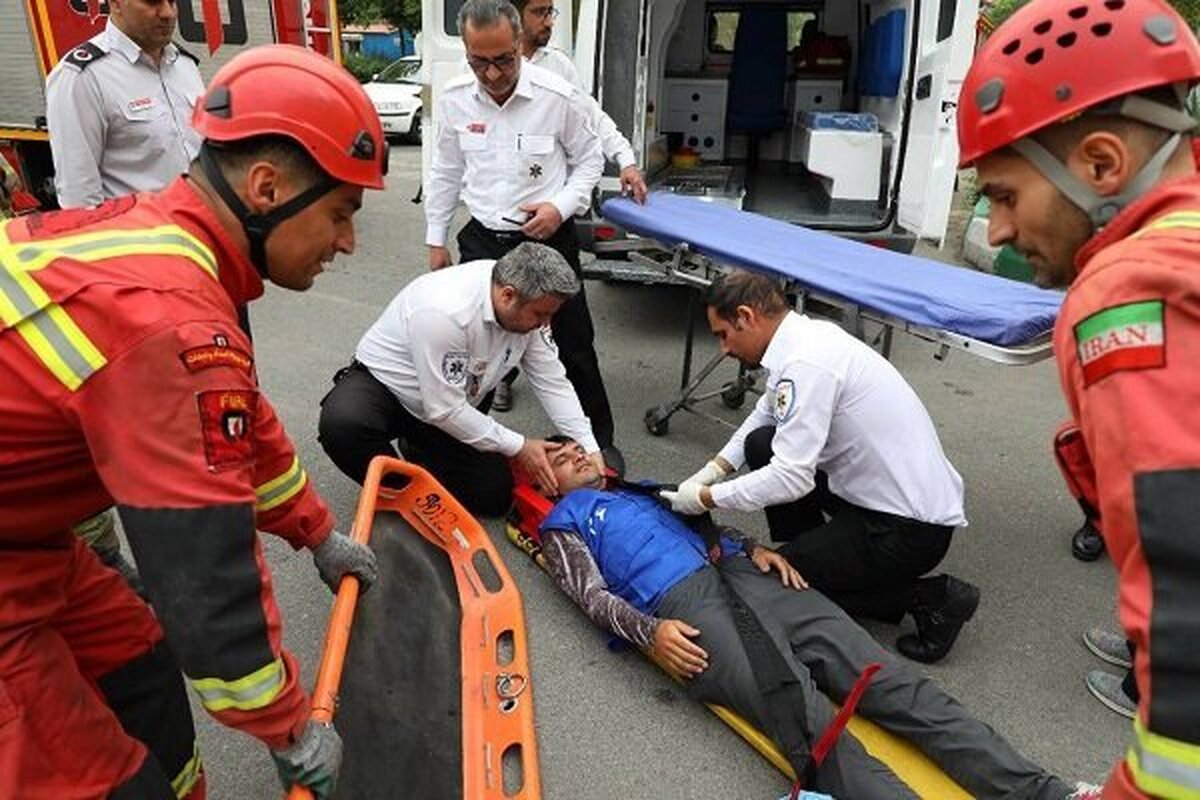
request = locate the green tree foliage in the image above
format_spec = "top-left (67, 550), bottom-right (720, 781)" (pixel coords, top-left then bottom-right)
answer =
top-left (339, 0), bottom-right (421, 33)
top-left (343, 51), bottom-right (393, 82)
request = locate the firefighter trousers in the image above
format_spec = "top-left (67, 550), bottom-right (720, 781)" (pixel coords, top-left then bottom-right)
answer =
top-left (0, 534), bottom-right (202, 799)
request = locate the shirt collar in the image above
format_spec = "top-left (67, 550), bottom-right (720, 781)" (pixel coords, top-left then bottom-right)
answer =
top-left (156, 177), bottom-right (265, 308)
top-left (103, 19), bottom-right (178, 65)
top-left (760, 311), bottom-right (803, 372)
top-left (1073, 174), bottom-right (1200, 276)
top-left (476, 62), bottom-right (534, 105)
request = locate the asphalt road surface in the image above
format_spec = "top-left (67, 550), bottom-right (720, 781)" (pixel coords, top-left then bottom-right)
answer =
top-left (190, 144), bottom-right (1126, 799)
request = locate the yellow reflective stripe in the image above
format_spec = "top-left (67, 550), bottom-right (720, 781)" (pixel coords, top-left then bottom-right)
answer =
top-left (0, 225), bottom-right (107, 390)
top-left (190, 657), bottom-right (286, 713)
top-left (12, 225), bottom-right (218, 279)
top-left (256, 457), bottom-right (308, 513)
top-left (1127, 717), bottom-right (1200, 800)
top-left (1133, 211), bottom-right (1200, 237)
top-left (170, 742), bottom-right (203, 798)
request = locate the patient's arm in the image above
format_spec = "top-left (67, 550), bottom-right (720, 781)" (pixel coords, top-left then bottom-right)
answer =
top-left (541, 528), bottom-right (659, 650)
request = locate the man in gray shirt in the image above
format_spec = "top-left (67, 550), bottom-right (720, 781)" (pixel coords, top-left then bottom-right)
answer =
top-left (45, 0), bottom-right (204, 208)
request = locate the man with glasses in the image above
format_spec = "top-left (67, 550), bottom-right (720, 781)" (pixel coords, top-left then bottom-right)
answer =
top-left (513, 0), bottom-right (648, 205)
top-left (426, 0), bottom-right (620, 464)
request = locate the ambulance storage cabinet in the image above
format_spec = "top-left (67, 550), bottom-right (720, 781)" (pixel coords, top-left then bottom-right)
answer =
top-left (662, 78), bottom-right (728, 161)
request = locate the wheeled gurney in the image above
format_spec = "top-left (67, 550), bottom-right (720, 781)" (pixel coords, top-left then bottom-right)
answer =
top-left (597, 193), bottom-right (1064, 435)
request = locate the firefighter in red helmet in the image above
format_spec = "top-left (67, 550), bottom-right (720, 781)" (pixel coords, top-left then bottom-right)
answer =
top-left (959, 0), bottom-right (1200, 796)
top-left (0, 45), bottom-right (385, 799)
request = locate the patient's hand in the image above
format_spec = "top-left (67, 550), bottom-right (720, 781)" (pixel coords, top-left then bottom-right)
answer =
top-left (749, 545), bottom-right (809, 591)
top-left (654, 619), bottom-right (708, 678)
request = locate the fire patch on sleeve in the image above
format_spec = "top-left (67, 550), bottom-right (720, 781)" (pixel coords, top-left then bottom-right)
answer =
top-left (197, 389), bottom-right (258, 471)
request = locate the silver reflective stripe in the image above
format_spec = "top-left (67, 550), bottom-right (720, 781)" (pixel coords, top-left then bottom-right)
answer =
top-left (256, 465), bottom-right (306, 512)
top-left (0, 257), bottom-right (40, 317)
top-left (25, 308), bottom-right (99, 386)
top-left (1131, 742), bottom-right (1200, 792)
top-left (190, 659), bottom-right (285, 712)
top-left (15, 231), bottom-right (218, 275)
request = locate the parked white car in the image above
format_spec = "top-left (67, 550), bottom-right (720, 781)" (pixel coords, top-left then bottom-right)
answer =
top-left (363, 56), bottom-right (423, 143)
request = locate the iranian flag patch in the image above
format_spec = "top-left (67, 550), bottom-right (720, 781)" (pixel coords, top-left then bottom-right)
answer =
top-left (1074, 300), bottom-right (1166, 386)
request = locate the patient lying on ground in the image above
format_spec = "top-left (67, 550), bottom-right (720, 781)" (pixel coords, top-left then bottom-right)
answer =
top-left (533, 439), bottom-right (1083, 800)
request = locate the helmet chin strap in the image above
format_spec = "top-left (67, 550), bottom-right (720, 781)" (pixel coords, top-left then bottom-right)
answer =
top-left (1012, 133), bottom-right (1182, 228)
top-left (198, 143), bottom-right (340, 277)
top-left (1011, 86), bottom-right (1197, 229)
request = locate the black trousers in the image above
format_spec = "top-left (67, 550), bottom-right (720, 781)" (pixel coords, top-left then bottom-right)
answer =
top-left (317, 362), bottom-right (514, 517)
top-left (456, 217), bottom-right (615, 448)
top-left (744, 426), bottom-right (954, 623)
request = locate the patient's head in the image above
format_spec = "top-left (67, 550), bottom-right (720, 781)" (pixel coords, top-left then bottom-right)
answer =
top-left (539, 436), bottom-right (604, 496)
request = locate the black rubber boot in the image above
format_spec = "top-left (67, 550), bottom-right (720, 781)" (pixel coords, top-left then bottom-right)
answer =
top-left (1071, 520), bottom-right (1105, 562)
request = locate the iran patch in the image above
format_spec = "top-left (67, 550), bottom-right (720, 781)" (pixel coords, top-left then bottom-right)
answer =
top-left (197, 389), bottom-right (258, 470)
top-left (1074, 300), bottom-right (1165, 386)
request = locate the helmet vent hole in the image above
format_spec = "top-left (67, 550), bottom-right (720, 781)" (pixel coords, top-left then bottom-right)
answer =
top-left (1034, 19), bottom-right (1053, 34)
top-left (1104, 0), bottom-right (1124, 9)
top-left (1057, 32), bottom-right (1077, 47)
top-left (1025, 47), bottom-right (1045, 64)
top-left (1002, 39), bottom-right (1021, 55)
top-left (1068, 5), bottom-right (1089, 18)
top-left (1092, 21), bottom-right (1113, 36)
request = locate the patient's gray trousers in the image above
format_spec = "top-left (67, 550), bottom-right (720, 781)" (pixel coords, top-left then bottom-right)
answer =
top-left (656, 556), bottom-right (1071, 800)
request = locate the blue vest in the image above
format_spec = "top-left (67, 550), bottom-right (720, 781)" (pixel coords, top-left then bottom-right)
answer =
top-left (541, 489), bottom-right (743, 614)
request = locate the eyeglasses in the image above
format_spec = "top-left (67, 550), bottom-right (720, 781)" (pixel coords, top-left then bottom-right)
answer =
top-left (528, 5), bottom-right (559, 19)
top-left (466, 50), bottom-right (519, 73)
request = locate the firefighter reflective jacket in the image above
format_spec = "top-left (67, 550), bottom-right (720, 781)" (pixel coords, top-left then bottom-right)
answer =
top-left (1055, 175), bottom-right (1200, 799)
top-left (0, 177), bottom-right (335, 749)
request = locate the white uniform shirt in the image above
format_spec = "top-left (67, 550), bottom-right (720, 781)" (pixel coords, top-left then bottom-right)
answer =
top-left (711, 312), bottom-right (967, 527)
top-left (45, 22), bottom-right (204, 209)
top-left (528, 46), bottom-right (637, 171)
top-left (424, 61), bottom-right (603, 247)
top-left (355, 261), bottom-right (599, 456)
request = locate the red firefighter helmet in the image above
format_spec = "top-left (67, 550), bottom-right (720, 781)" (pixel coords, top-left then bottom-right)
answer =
top-left (958, 0), bottom-right (1200, 168)
top-left (193, 44), bottom-right (387, 190)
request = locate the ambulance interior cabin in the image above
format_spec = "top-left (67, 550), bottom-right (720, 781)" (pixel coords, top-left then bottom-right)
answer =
top-left (630, 0), bottom-right (916, 230)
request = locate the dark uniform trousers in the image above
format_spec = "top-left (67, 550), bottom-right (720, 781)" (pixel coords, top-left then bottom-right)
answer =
top-left (456, 217), bottom-right (615, 449)
top-left (318, 362), bottom-right (514, 517)
top-left (744, 426), bottom-right (954, 623)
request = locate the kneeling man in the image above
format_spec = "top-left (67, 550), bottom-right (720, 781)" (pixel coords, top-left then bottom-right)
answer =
top-left (319, 243), bottom-right (603, 515)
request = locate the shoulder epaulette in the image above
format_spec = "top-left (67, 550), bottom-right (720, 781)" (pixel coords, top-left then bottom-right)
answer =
top-left (62, 41), bottom-right (107, 71)
top-left (174, 42), bottom-right (201, 65)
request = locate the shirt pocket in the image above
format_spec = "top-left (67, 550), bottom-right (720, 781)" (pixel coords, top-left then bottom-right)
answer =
top-left (516, 134), bottom-right (555, 185)
top-left (458, 130), bottom-right (488, 151)
top-left (115, 99), bottom-right (172, 157)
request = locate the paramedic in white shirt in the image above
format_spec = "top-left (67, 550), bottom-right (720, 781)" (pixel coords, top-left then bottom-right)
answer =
top-left (662, 270), bottom-right (980, 665)
top-left (425, 0), bottom-right (618, 455)
top-left (45, 0), bottom-right (204, 209)
top-left (318, 243), bottom-right (604, 517)
top-left (513, 0), bottom-right (648, 203)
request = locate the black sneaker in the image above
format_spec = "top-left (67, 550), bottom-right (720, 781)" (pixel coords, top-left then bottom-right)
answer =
top-left (492, 378), bottom-right (514, 412)
top-left (896, 576), bottom-right (980, 664)
top-left (1071, 520), bottom-right (1105, 562)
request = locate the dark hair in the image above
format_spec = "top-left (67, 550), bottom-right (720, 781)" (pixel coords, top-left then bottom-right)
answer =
top-left (1032, 85), bottom-right (1188, 161)
top-left (546, 434), bottom-right (574, 445)
top-left (702, 269), bottom-right (789, 323)
top-left (197, 134), bottom-right (328, 188)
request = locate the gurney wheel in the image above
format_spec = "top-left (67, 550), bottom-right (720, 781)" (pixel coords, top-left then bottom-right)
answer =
top-left (720, 383), bottom-right (746, 410)
top-left (644, 406), bottom-right (671, 437)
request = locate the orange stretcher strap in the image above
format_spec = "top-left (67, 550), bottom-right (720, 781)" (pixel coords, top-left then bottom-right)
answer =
top-left (288, 457), bottom-right (541, 800)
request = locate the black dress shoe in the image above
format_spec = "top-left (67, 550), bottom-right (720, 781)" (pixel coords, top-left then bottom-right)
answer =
top-left (896, 576), bottom-right (980, 664)
top-left (1071, 520), bottom-right (1105, 562)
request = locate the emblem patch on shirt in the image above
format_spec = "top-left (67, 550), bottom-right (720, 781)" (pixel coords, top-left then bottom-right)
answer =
top-left (773, 379), bottom-right (797, 422)
top-left (529, 163), bottom-right (543, 179)
top-left (1074, 300), bottom-right (1165, 387)
top-left (197, 389), bottom-right (258, 471)
top-left (127, 96), bottom-right (155, 114)
top-left (467, 122), bottom-right (486, 134)
top-left (539, 326), bottom-right (556, 350)
top-left (442, 351), bottom-right (469, 385)
top-left (180, 337), bottom-right (253, 374)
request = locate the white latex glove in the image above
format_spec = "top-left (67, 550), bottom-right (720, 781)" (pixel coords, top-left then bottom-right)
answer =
top-left (686, 459), bottom-right (730, 487)
top-left (660, 482), bottom-right (710, 516)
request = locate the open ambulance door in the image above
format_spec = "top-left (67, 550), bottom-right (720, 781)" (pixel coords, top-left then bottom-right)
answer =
top-left (895, 0), bottom-right (979, 244)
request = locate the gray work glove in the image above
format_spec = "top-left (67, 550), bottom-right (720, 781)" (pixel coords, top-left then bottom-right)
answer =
top-left (271, 720), bottom-right (342, 799)
top-left (311, 530), bottom-right (378, 594)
